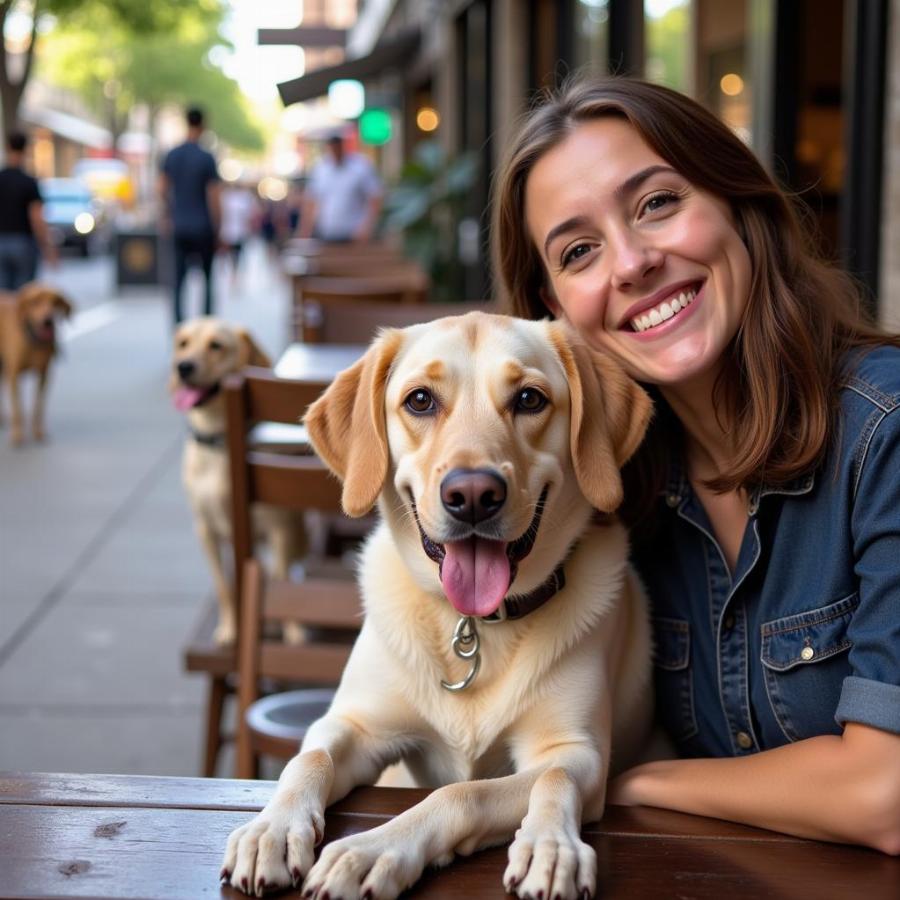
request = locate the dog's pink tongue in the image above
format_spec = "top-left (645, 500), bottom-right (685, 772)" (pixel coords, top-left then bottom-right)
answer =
top-left (440, 538), bottom-right (510, 617)
top-left (172, 386), bottom-right (206, 412)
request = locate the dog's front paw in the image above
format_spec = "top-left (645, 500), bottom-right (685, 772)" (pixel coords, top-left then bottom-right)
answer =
top-left (222, 805), bottom-right (324, 897)
top-left (10, 428), bottom-right (23, 447)
top-left (303, 828), bottom-right (424, 900)
top-left (32, 426), bottom-right (46, 442)
top-left (504, 818), bottom-right (597, 900)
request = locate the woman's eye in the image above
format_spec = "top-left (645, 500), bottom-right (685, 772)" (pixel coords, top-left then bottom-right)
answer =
top-left (641, 191), bottom-right (679, 216)
top-left (404, 388), bottom-right (436, 415)
top-left (514, 388), bottom-right (548, 414)
top-left (561, 243), bottom-right (592, 268)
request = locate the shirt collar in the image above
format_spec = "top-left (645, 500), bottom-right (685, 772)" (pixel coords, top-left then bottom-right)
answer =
top-left (660, 457), bottom-right (816, 514)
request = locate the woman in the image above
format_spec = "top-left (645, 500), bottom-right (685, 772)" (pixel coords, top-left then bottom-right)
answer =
top-left (492, 76), bottom-right (900, 853)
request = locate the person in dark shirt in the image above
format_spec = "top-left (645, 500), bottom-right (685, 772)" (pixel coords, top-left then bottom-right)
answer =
top-left (158, 107), bottom-right (221, 324)
top-left (0, 131), bottom-right (57, 290)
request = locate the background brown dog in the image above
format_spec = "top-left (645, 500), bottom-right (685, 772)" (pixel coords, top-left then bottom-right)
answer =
top-left (0, 282), bottom-right (73, 446)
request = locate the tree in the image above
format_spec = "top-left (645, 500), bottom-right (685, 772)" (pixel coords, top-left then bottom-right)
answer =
top-left (0, 0), bottom-right (221, 138)
top-left (38, 6), bottom-right (264, 152)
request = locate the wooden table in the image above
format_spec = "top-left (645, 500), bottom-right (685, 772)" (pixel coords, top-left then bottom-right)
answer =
top-left (2, 773), bottom-right (896, 899)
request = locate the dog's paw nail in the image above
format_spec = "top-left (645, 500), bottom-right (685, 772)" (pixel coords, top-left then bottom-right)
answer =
top-left (241, 876), bottom-right (249, 891)
top-left (219, 867), bottom-right (230, 882)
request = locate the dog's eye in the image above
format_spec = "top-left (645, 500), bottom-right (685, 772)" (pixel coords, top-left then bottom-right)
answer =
top-left (209, 340), bottom-right (223, 351)
top-left (177, 338), bottom-right (189, 349)
top-left (404, 388), bottom-right (436, 415)
top-left (515, 388), bottom-right (548, 414)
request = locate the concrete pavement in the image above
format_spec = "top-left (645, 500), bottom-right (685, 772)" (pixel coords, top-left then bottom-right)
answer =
top-left (0, 241), bottom-right (290, 777)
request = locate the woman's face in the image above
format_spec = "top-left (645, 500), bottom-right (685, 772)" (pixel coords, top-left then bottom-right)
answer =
top-left (524, 117), bottom-right (751, 388)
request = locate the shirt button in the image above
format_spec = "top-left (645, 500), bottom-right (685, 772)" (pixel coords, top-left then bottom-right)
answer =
top-left (801, 646), bottom-right (815, 661)
top-left (736, 731), bottom-right (753, 750)
top-left (723, 614), bottom-right (735, 632)
top-left (666, 494), bottom-right (680, 508)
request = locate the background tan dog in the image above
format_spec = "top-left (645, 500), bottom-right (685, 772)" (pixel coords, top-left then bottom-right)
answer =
top-left (223, 312), bottom-right (654, 900)
top-left (0, 282), bottom-right (73, 446)
top-left (170, 316), bottom-right (305, 645)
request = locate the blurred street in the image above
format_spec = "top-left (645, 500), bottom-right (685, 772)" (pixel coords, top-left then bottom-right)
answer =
top-left (0, 240), bottom-right (289, 776)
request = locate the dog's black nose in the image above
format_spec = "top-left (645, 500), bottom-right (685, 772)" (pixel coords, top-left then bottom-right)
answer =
top-left (43, 317), bottom-right (54, 329)
top-left (441, 468), bottom-right (507, 524)
top-left (177, 360), bottom-right (195, 380)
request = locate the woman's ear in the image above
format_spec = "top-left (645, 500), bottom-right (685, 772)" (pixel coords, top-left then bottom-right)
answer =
top-left (539, 285), bottom-right (562, 318)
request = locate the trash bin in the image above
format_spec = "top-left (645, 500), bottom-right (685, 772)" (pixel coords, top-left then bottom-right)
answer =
top-left (115, 230), bottom-right (168, 287)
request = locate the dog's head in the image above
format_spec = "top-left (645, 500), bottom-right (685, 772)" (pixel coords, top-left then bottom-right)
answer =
top-left (169, 317), bottom-right (270, 414)
top-left (305, 312), bottom-right (651, 619)
top-left (17, 283), bottom-right (73, 343)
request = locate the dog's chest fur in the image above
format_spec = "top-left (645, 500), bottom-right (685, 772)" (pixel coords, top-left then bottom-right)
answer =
top-left (353, 521), bottom-right (642, 781)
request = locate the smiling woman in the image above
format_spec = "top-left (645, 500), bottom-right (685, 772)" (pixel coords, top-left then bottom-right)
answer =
top-left (492, 75), bottom-right (900, 855)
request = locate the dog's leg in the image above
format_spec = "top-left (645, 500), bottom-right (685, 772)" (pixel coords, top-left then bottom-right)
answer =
top-left (196, 521), bottom-right (235, 644)
top-left (32, 365), bottom-right (49, 442)
top-left (302, 742), bottom-right (602, 900)
top-left (222, 713), bottom-right (395, 897)
top-left (7, 368), bottom-right (24, 446)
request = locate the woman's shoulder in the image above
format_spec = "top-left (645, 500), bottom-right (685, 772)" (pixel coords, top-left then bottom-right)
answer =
top-left (839, 344), bottom-right (900, 414)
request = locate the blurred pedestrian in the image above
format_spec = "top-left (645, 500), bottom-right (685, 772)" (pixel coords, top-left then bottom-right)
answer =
top-left (158, 107), bottom-right (221, 324)
top-left (219, 181), bottom-right (258, 285)
top-left (298, 133), bottom-right (383, 242)
top-left (0, 131), bottom-right (57, 290)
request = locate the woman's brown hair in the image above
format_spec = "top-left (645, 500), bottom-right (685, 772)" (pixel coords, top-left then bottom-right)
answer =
top-left (492, 75), bottom-right (895, 527)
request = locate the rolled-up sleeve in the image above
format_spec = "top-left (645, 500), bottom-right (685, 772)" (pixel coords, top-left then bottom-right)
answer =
top-left (839, 405), bottom-right (900, 732)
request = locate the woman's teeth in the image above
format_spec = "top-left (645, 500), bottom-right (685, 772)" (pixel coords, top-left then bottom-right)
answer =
top-left (630, 288), bottom-right (697, 333)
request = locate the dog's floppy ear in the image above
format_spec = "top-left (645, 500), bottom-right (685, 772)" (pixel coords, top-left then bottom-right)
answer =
top-left (15, 283), bottom-right (37, 318)
top-left (53, 292), bottom-right (73, 318)
top-left (236, 329), bottom-right (271, 368)
top-left (304, 329), bottom-right (403, 518)
top-left (552, 323), bottom-right (652, 512)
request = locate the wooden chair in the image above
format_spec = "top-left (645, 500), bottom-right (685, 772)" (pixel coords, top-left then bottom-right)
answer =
top-left (300, 297), bottom-right (497, 344)
top-left (225, 367), bottom-right (365, 778)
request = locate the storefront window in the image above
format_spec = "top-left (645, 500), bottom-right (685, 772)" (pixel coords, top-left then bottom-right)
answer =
top-left (644, 0), bottom-right (692, 92)
top-left (573, 0), bottom-right (610, 71)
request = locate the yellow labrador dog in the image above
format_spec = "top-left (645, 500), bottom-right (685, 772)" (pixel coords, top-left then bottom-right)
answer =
top-left (223, 312), bottom-right (653, 899)
top-left (0, 282), bottom-right (73, 446)
top-left (170, 317), bottom-right (304, 645)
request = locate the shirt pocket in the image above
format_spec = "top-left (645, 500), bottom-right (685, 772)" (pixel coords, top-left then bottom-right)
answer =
top-left (760, 593), bottom-right (858, 743)
top-left (652, 617), bottom-right (698, 743)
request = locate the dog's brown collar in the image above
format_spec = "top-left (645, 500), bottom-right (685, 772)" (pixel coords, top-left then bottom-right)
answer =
top-left (481, 563), bottom-right (566, 623)
top-left (190, 428), bottom-right (226, 449)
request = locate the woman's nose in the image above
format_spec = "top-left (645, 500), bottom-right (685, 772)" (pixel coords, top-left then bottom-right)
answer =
top-left (609, 234), bottom-right (664, 290)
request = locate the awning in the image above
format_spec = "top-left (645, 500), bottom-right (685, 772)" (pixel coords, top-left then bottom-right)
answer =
top-left (277, 27), bottom-right (420, 106)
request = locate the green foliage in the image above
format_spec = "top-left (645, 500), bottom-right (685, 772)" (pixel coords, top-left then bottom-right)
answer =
top-left (645, 4), bottom-right (690, 92)
top-left (381, 141), bottom-right (479, 301)
top-left (36, 0), bottom-right (264, 152)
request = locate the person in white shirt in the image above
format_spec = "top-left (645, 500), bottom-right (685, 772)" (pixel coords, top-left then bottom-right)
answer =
top-left (219, 182), bottom-right (258, 282)
top-left (299, 133), bottom-right (383, 242)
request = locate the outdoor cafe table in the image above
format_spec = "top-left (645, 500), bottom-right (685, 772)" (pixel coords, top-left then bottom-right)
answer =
top-left (274, 342), bottom-right (365, 382)
top-left (1, 772), bottom-right (897, 899)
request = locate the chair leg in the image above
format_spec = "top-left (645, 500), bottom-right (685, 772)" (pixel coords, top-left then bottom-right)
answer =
top-left (202, 676), bottom-right (228, 777)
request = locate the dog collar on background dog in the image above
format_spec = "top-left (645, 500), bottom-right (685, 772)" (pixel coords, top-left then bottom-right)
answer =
top-left (189, 429), bottom-right (226, 449)
top-left (441, 562), bottom-right (567, 693)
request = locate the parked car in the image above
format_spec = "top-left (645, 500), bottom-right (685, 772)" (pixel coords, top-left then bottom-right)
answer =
top-left (40, 178), bottom-right (99, 256)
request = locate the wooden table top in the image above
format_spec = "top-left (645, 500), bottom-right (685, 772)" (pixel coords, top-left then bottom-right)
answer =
top-left (274, 343), bottom-right (366, 382)
top-left (1, 772), bottom-right (896, 899)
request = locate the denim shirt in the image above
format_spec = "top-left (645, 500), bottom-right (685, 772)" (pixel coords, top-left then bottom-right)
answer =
top-left (632, 345), bottom-right (900, 757)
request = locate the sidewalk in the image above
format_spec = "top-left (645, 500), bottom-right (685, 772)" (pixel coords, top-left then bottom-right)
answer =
top-left (0, 241), bottom-right (290, 777)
